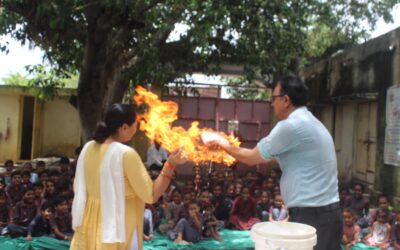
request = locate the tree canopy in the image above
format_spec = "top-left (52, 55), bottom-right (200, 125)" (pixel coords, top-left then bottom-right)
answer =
top-left (1, 0), bottom-right (398, 141)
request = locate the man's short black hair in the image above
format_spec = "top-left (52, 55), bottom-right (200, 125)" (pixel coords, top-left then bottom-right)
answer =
top-left (275, 74), bottom-right (309, 107)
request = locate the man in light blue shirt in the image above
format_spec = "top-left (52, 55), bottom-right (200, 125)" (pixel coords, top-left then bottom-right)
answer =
top-left (208, 75), bottom-right (342, 250)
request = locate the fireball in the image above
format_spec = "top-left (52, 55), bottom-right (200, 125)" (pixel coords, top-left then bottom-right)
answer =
top-left (133, 86), bottom-right (240, 166)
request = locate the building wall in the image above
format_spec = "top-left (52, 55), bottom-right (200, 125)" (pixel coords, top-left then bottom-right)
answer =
top-left (0, 86), bottom-right (82, 163)
top-left (0, 94), bottom-right (22, 162)
top-left (40, 97), bottom-right (81, 158)
top-left (301, 27), bottom-right (400, 207)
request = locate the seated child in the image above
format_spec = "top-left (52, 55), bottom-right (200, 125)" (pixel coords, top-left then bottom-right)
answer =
top-left (158, 189), bottom-right (183, 234)
top-left (0, 190), bottom-right (9, 232)
top-left (342, 208), bottom-right (360, 250)
top-left (211, 184), bottom-right (231, 222)
top-left (345, 183), bottom-right (370, 226)
top-left (22, 162), bottom-right (39, 184)
top-left (26, 202), bottom-right (53, 241)
top-left (202, 203), bottom-right (222, 241)
top-left (168, 201), bottom-right (203, 245)
top-left (363, 208), bottom-right (391, 249)
top-left (49, 170), bottom-right (61, 187)
top-left (0, 179), bottom-right (5, 191)
top-left (34, 161), bottom-right (46, 176)
top-left (273, 185), bottom-right (280, 196)
top-left (143, 205), bottom-right (154, 241)
top-left (33, 183), bottom-right (45, 215)
top-left (177, 191), bottom-right (194, 221)
top-left (157, 194), bottom-right (173, 234)
top-left (193, 174), bottom-right (203, 198)
top-left (3, 160), bottom-right (14, 186)
top-left (339, 187), bottom-right (350, 208)
top-left (225, 184), bottom-right (236, 204)
top-left (243, 171), bottom-right (255, 187)
top-left (224, 170), bottom-right (235, 187)
top-left (44, 180), bottom-right (57, 202)
top-left (198, 189), bottom-right (211, 210)
top-left (234, 180), bottom-right (243, 198)
top-left (263, 177), bottom-right (275, 197)
top-left (5, 171), bottom-right (24, 206)
top-left (209, 171), bottom-right (219, 190)
top-left (257, 191), bottom-right (271, 221)
top-left (38, 170), bottom-right (49, 186)
top-left (270, 168), bottom-right (281, 184)
top-left (170, 189), bottom-right (184, 224)
top-left (392, 213), bottom-right (400, 250)
top-left (216, 172), bottom-right (225, 187)
top-left (229, 186), bottom-right (260, 230)
top-left (367, 194), bottom-right (396, 225)
top-left (269, 194), bottom-right (288, 221)
top-left (184, 180), bottom-right (194, 193)
top-left (3, 187), bottom-right (37, 237)
top-left (21, 171), bottom-right (33, 189)
top-left (50, 196), bottom-right (73, 241)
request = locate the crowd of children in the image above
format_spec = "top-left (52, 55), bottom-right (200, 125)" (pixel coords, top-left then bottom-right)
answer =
top-left (341, 183), bottom-right (400, 250)
top-left (144, 165), bottom-right (288, 245)
top-left (3, 156), bottom-right (400, 249)
top-left (0, 159), bottom-right (74, 241)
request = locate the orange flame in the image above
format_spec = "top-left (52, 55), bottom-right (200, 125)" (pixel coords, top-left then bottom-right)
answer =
top-left (133, 86), bottom-right (240, 166)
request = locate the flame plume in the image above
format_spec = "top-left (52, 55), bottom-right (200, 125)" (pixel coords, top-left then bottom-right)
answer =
top-left (133, 86), bottom-right (240, 166)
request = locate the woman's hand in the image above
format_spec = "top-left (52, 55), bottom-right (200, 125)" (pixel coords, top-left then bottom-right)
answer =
top-left (167, 148), bottom-right (188, 166)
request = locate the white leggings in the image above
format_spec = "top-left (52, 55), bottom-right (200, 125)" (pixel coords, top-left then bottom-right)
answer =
top-left (129, 226), bottom-right (139, 250)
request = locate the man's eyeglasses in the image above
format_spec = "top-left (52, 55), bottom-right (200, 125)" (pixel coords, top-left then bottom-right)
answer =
top-left (271, 94), bottom-right (285, 102)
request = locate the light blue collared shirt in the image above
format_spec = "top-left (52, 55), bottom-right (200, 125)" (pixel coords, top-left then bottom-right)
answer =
top-left (258, 107), bottom-right (339, 208)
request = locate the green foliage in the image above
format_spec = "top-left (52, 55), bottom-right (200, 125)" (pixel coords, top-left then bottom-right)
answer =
top-left (1, 0), bottom-right (399, 100)
top-left (2, 67), bottom-right (78, 102)
top-left (25, 65), bottom-right (66, 101)
top-left (305, 24), bottom-right (352, 60)
top-left (224, 77), bottom-right (270, 100)
top-left (1, 72), bottom-right (29, 86)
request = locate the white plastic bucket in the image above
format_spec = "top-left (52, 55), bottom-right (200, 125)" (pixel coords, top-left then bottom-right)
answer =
top-left (250, 221), bottom-right (317, 250)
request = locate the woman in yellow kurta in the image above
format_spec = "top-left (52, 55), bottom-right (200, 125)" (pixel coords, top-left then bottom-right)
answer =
top-left (70, 103), bottom-right (186, 250)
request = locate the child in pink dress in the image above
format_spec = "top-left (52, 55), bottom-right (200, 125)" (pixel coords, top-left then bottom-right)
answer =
top-left (363, 208), bottom-right (391, 249)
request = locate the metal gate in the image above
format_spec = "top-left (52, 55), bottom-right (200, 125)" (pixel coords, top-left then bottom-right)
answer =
top-left (163, 94), bottom-right (273, 176)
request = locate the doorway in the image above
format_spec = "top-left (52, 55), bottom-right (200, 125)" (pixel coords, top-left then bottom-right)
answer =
top-left (354, 101), bottom-right (377, 184)
top-left (20, 96), bottom-right (35, 160)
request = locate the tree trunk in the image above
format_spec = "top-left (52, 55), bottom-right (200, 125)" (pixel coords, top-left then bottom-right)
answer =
top-left (77, 28), bottom-right (123, 143)
top-left (105, 74), bottom-right (130, 108)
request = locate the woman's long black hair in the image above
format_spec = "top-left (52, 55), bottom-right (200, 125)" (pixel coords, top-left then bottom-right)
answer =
top-left (93, 104), bottom-right (137, 143)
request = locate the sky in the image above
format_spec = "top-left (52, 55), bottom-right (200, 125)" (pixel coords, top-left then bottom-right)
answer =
top-left (0, 5), bottom-right (399, 83)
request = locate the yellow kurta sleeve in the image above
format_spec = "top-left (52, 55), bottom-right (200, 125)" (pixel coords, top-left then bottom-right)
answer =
top-left (123, 149), bottom-right (153, 204)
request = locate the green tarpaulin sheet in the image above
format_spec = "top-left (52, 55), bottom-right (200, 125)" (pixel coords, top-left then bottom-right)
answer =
top-left (144, 229), bottom-right (254, 250)
top-left (0, 236), bottom-right (70, 250)
top-left (0, 230), bottom-right (254, 250)
top-left (341, 243), bottom-right (380, 250)
top-left (5, 231), bottom-right (379, 250)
